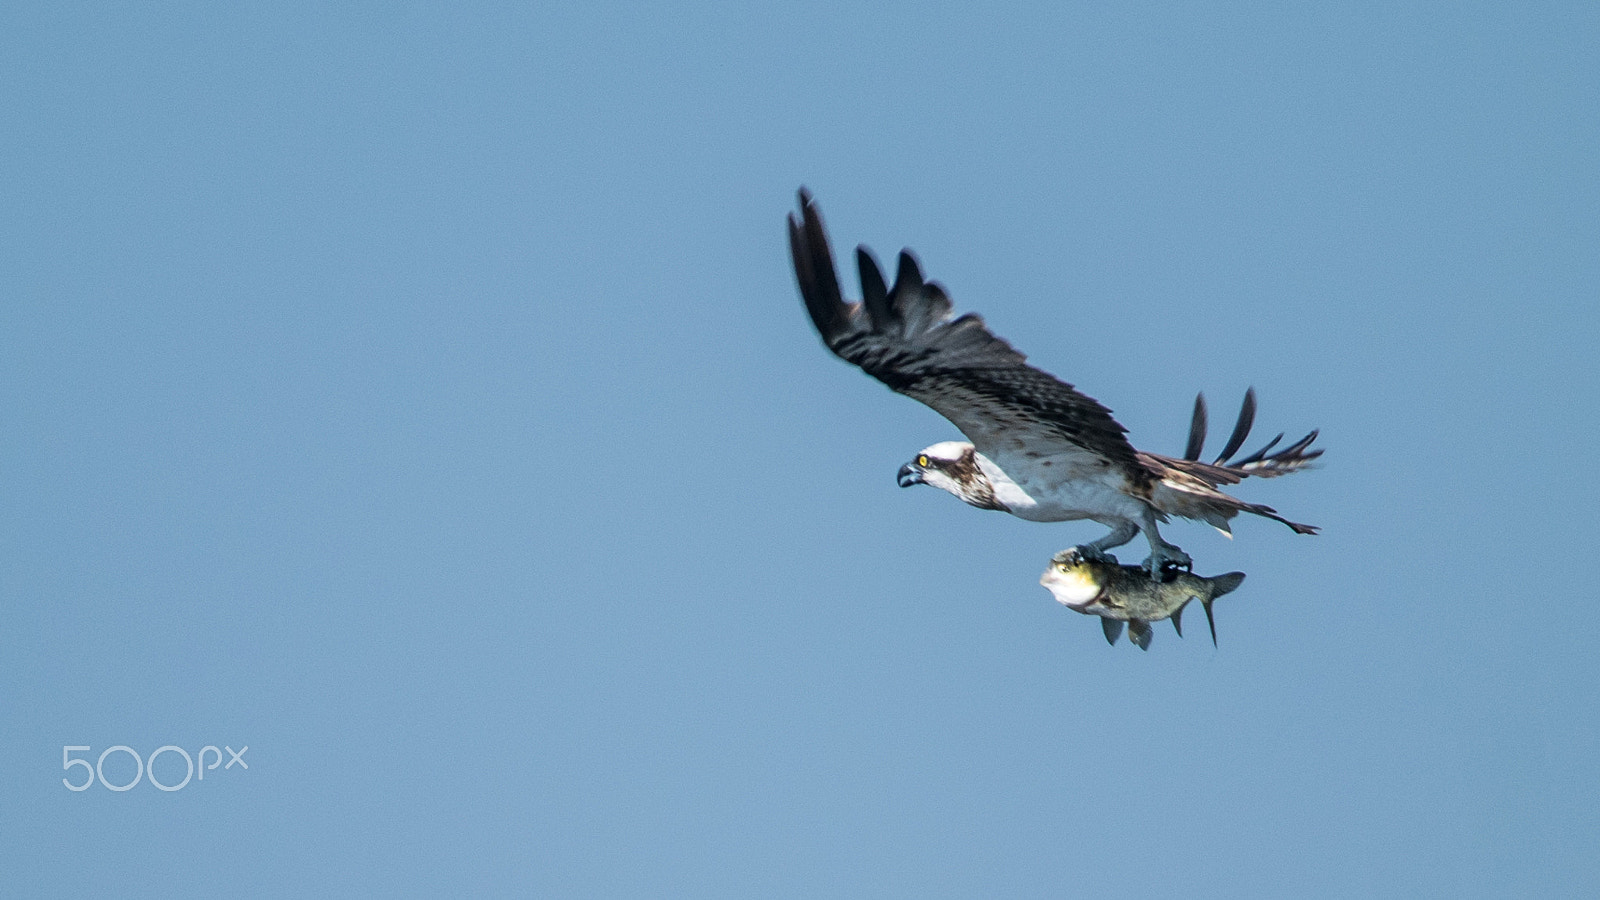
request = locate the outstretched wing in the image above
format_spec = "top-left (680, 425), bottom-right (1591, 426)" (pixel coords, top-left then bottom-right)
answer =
top-left (787, 189), bottom-right (1141, 474)
top-left (1177, 388), bottom-right (1322, 480)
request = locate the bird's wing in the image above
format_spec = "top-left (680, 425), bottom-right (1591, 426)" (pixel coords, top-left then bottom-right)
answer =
top-left (1137, 389), bottom-right (1323, 534)
top-left (788, 189), bottom-right (1141, 474)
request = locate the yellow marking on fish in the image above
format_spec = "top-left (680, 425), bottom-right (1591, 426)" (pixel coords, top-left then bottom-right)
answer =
top-left (1042, 563), bottom-right (1102, 606)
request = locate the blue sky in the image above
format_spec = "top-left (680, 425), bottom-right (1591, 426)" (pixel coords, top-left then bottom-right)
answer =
top-left (3, 3), bottom-right (1597, 896)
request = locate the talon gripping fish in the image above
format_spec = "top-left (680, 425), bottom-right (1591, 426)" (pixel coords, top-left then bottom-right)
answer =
top-left (1040, 548), bottom-right (1246, 650)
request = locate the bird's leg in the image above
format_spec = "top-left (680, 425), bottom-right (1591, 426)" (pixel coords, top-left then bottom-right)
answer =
top-left (1137, 509), bottom-right (1191, 579)
top-left (1074, 521), bottom-right (1139, 565)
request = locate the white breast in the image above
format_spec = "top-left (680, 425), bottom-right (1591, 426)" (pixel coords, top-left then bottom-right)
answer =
top-left (976, 451), bottom-right (1145, 524)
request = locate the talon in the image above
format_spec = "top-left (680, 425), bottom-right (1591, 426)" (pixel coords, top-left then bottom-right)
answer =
top-left (1140, 546), bottom-right (1191, 581)
top-left (1072, 544), bottom-right (1119, 566)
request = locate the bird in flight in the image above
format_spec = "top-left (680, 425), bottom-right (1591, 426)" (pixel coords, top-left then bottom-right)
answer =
top-left (787, 189), bottom-right (1320, 576)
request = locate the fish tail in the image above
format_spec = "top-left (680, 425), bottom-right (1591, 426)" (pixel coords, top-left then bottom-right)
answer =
top-left (1210, 572), bottom-right (1246, 597)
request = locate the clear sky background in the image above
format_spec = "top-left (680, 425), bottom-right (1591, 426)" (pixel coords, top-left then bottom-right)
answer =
top-left (4, 3), bottom-right (1597, 896)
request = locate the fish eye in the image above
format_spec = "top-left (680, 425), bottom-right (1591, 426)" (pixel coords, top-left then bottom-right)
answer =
top-left (917, 454), bottom-right (930, 468)
top-left (1055, 561), bottom-right (1072, 572)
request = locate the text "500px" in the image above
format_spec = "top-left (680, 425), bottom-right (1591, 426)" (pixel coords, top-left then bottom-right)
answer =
top-left (63, 745), bottom-right (248, 792)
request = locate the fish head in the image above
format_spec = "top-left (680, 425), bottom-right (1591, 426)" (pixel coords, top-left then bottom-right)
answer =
top-left (1040, 548), bottom-right (1107, 608)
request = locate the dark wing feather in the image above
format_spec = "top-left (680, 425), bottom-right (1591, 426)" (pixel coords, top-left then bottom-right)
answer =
top-left (1142, 388), bottom-right (1322, 535)
top-left (1184, 393), bottom-right (1208, 461)
top-left (788, 189), bottom-right (1140, 472)
top-left (1156, 389), bottom-right (1322, 486)
top-left (1215, 387), bottom-right (1258, 464)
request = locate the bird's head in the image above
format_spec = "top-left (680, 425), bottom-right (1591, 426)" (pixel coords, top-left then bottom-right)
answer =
top-left (897, 441), bottom-right (976, 492)
top-left (896, 441), bottom-right (1009, 511)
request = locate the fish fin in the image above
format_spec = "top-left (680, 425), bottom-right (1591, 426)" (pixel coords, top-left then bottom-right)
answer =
top-left (1201, 599), bottom-right (1218, 647)
top-left (1128, 619), bottom-right (1152, 650)
top-left (1101, 618), bottom-right (1123, 646)
top-left (1171, 602), bottom-right (1186, 637)
top-left (1211, 572), bottom-right (1246, 597)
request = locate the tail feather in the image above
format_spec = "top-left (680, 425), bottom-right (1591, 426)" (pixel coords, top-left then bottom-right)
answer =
top-left (1231, 497), bottom-right (1320, 535)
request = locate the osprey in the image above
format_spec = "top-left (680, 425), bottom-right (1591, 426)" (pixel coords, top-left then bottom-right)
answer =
top-left (787, 190), bottom-right (1320, 574)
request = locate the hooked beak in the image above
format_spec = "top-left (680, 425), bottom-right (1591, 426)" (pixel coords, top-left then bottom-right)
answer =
top-left (897, 462), bottom-right (924, 488)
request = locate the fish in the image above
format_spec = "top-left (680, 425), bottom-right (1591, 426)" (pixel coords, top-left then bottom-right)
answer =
top-left (1039, 547), bottom-right (1246, 649)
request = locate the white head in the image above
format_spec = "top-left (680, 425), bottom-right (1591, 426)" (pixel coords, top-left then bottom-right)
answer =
top-left (896, 441), bottom-right (1004, 511)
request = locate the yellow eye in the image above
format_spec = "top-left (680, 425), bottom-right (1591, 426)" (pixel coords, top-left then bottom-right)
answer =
top-left (917, 454), bottom-right (930, 468)
top-left (1056, 562), bottom-right (1072, 573)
